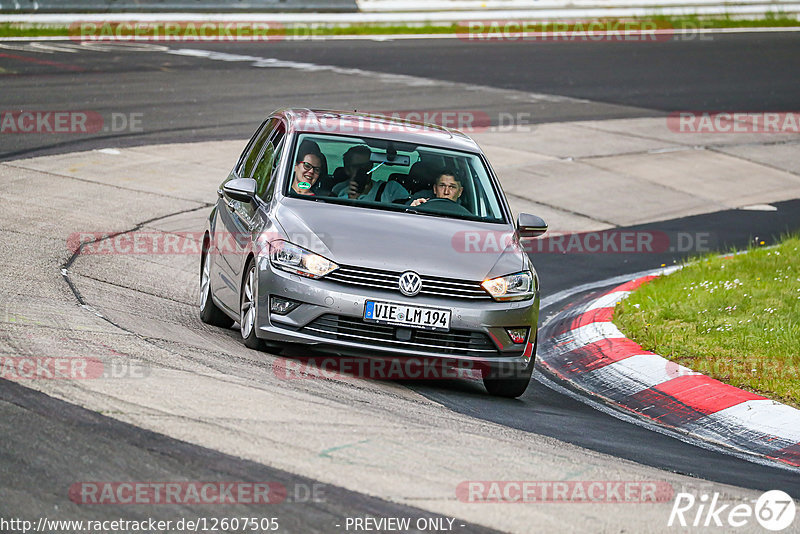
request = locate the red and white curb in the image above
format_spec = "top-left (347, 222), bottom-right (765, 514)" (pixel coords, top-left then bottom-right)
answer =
top-left (538, 275), bottom-right (800, 469)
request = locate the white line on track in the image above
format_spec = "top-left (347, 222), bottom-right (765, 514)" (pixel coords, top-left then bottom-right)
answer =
top-left (2, 26), bottom-right (800, 43)
top-left (163, 46), bottom-right (593, 104)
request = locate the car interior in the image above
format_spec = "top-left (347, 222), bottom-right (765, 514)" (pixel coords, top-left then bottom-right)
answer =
top-left (293, 133), bottom-right (506, 223)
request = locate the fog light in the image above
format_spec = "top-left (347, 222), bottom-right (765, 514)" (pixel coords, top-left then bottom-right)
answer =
top-left (506, 327), bottom-right (528, 344)
top-left (270, 296), bottom-right (300, 315)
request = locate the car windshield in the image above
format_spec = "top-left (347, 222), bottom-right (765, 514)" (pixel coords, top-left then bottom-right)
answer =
top-left (285, 133), bottom-right (507, 223)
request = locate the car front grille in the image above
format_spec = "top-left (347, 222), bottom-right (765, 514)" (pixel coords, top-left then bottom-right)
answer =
top-left (299, 314), bottom-right (502, 357)
top-left (326, 264), bottom-right (490, 300)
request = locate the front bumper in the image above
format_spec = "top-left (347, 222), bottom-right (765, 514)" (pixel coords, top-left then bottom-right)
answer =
top-left (254, 257), bottom-right (539, 369)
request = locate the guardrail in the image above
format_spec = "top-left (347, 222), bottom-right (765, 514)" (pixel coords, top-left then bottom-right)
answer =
top-left (1, 0), bottom-right (796, 20)
top-left (0, 0), bottom-right (358, 13)
top-left (359, 0), bottom-right (797, 10)
top-left (358, 0), bottom-right (800, 17)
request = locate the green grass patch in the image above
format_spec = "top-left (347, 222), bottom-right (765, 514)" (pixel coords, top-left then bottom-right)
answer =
top-left (1, 15), bottom-right (799, 38)
top-left (0, 23), bottom-right (73, 38)
top-left (614, 235), bottom-right (800, 408)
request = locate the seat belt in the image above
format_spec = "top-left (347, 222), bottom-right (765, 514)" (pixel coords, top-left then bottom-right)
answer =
top-left (375, 181), bottom-right (388, 201)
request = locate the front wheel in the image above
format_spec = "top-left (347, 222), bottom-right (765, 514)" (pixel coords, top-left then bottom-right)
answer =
top-left (483, 368), bottom-right (533, 398)
top-left (200, 246), bottom-right (234, 328)
top-left (240, 259), bottom-right (264, 350)
top-left (482, 341), bottom-right (536, 398)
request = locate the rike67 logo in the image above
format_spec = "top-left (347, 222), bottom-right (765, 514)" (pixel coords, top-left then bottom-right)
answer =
top-left (669, 490), bottom-right (796, 531)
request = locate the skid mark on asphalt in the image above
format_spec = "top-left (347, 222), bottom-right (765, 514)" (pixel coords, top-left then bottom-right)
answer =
top-left (0, 52), bottom-right (84, 71)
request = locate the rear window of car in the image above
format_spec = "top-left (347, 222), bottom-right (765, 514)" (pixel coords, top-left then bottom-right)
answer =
top-left (285, 133), bottom-right (507, 224)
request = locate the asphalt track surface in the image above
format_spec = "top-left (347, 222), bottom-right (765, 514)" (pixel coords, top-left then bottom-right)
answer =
top-left (415, 198), bottom-right (800, 493)
top-left (2, 34), bottom-right (800, 530)
top-left (1, 31), bottom-right (800, 160)
top-left (0, 379), bottom-right (499, 533)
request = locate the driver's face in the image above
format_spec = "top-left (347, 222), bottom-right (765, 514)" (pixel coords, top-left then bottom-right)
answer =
top-left (433, 174), bottom-right (463, 201)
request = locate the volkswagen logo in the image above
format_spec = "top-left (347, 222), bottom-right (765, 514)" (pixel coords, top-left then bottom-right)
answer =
top-left (398, 271), bottom-right (422, 297)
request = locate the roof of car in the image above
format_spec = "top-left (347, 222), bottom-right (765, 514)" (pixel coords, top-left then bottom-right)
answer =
top-left (274, 108), bottom-right (483, 153)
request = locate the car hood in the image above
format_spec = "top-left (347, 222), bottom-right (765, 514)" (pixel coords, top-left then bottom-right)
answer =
top-left (273, 199), bottom-right (524, 281)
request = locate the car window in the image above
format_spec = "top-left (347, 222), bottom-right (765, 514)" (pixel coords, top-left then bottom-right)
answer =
top-left (253, 123), bottom-right (286, 201)
top-left (234, 120), bottom-right (265, 177)
top-left (287, 133), bottom-right (507, 223)
top-left (256, 132), bottom-right (286, 202)
top-left (238, 118), bottom-right (279, 178)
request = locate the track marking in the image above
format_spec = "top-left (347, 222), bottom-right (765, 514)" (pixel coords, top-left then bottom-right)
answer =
top-left (165, 46), bottom-right (594, 104)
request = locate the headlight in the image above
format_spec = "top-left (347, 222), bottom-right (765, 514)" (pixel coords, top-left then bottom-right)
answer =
top-left (482, 271), bottom-right (535, 301)
top-left (269, 240), bottom-right (338, 279)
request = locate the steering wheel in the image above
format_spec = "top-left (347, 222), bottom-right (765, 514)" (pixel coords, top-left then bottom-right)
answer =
top-left (415, 198), bottom-right (472, 216)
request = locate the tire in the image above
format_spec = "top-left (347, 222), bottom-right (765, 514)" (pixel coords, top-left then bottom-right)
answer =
top-left (240, 258), bottom-right (264, 350)
top-left (199, 246), bottom-right (234, 328)
top-left (482, 340), bottom-right (536, 398)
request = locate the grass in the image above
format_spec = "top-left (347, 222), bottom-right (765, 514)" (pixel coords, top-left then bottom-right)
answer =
top-left (1, 14), bottom-right (799, 38)
top-left (614, 234), bottom-right (800, 408)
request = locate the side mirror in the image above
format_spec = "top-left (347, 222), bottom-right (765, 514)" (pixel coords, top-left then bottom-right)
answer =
top-left (223, 178), bottom-right (257, 203)
top-left (517, 213), bottom-right (548, 239)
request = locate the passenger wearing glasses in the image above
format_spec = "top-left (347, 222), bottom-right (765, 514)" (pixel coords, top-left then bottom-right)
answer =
top-left (410, 169), bottom-right (463, 207)
top-left (291, 142), bottom-right (325, 196)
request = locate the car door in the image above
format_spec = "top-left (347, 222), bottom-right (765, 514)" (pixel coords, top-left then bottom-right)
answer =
top-left (212, 118), bottom-right (279, 313)
top-left (240, 120), bottom-right (287, 263)
top-left (252, 121), bottom-right (286, 206)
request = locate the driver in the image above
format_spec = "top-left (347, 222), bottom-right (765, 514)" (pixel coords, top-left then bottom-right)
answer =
top-left (410, 169), bottom-right (463, 207)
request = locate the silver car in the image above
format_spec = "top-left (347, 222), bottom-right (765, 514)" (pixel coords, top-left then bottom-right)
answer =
top-left (200, 109), bottom-right (547, 397)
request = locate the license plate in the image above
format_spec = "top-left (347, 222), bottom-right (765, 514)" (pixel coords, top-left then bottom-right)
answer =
top-left (364, 300), bottom-right (451, 331)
